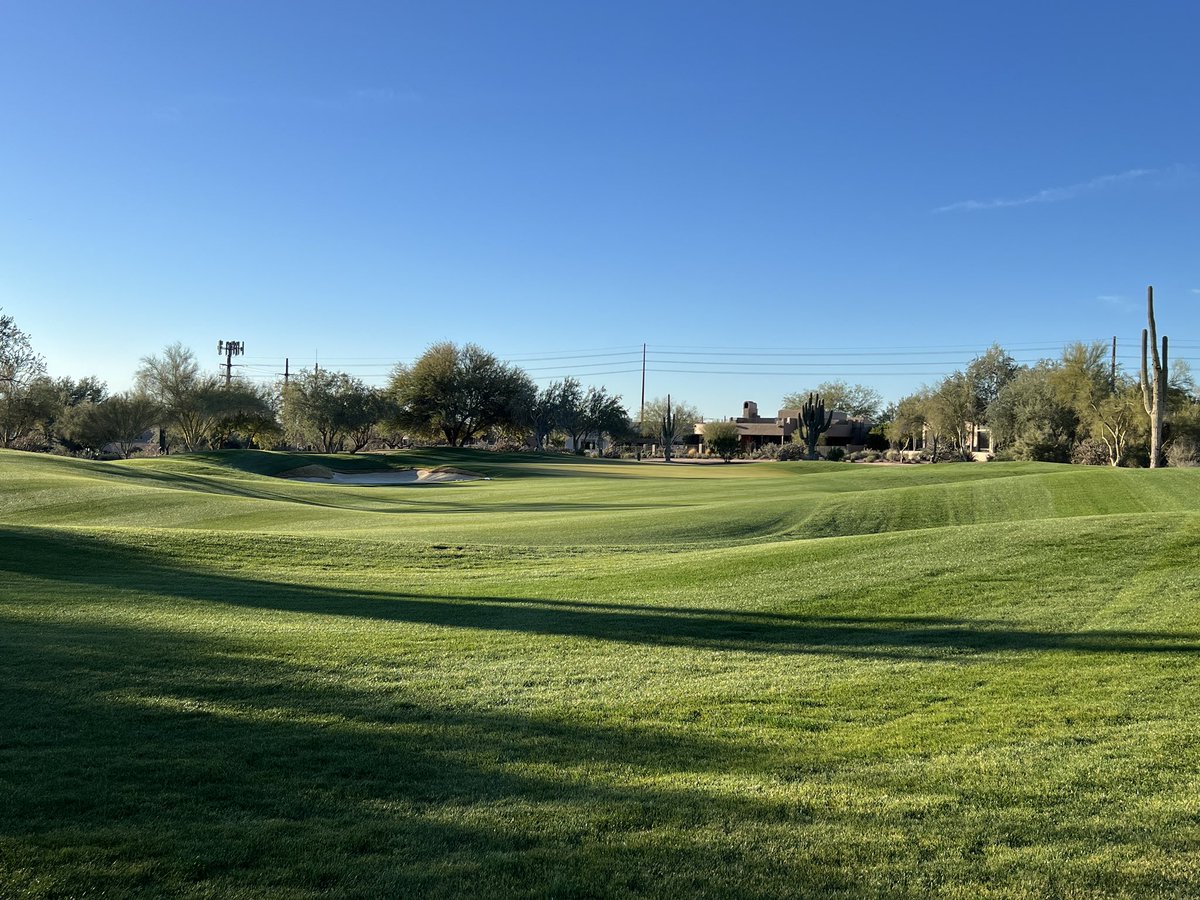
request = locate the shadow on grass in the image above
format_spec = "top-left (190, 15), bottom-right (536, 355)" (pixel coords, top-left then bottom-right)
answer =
top-left (42, 462), bottom-right (684, 516)
top-left (181, 448), bottom-right (656, 480)
top-left (5, 526), bottom-right (1199, 896)
top-left (0, 618), bottom-right (863, 897)
top-left (4, 527), bottom-right (1200, 662)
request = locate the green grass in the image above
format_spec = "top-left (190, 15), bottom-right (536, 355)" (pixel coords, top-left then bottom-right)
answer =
top-left (4, 449), bottom-right (1200, 897)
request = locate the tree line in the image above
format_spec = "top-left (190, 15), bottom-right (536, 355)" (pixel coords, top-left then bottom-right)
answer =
top-left (0, 314), bottom-right (645, 457)
top-left (4, 302), bottom-right (1197, 466)
top-left (887, 340), bottom-right (1199, 467)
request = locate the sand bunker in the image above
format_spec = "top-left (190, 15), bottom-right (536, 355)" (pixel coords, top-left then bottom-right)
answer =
top-left (280, 464), bottom-right (486, 485)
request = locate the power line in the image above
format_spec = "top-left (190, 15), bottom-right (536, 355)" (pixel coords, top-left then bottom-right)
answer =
top-left (218, 337), bottom-right (1200, 390)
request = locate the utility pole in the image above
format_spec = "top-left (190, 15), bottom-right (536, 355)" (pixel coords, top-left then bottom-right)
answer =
top-left (1111, 336), bottom-right (1117, 393)
top-left (638, 342), bottom-right (646, 461)
top-left (217, 340), bottom-right (244, 386)
top-left (280, 357), bottom-right (290, 386)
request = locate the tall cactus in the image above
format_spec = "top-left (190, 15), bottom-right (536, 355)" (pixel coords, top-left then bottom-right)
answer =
top-left (1139, 285), bottom-right (1168, 468)
top-left (660, 393), bottom-right (675, 462)
top-left (799, 392), bottom-right (834, 460)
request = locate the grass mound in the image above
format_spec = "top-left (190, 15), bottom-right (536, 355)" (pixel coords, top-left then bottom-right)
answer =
top-left (4, 449), bottom-right (1200, 897)
top-left (278, 463), bottom-right (335, 479)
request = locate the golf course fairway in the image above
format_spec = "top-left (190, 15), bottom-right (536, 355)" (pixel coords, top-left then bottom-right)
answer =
top-left (3, 448), bottom-right (1200, 897)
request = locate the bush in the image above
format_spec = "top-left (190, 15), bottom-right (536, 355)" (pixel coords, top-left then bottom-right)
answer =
top-left (825, 446), bottom-right (846, 462)
top-left (1166, 437), bottom-right (1200, 468)
top-left (703, 420), bottom-right (741, 462)
top-left (775, 442), bottom-right (805, 461)
top-left (1071, 438), bottom-right (1111, 467)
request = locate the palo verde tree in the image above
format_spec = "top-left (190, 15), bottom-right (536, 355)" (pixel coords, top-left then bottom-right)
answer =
top-left (135, 343), bottom-right (225, 451)
top-left (1089, 378), bottom-right (1145, 467)
top-left (887, 390), bottom-right (928, 451)
top-left (928, 371), bottom-right (975, 457)
top-left (389, 342), bottom-right (534, 446)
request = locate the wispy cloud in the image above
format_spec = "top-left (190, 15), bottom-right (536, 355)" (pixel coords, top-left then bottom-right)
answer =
top-left (935, 167), bottom-right (1184, 214)
top-left (1097, 294), bottom-right (1133, 311)
top-left (1191, 288), bottom-right (1200, 295)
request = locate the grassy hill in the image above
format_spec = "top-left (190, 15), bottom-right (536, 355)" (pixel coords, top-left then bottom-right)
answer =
top-left (3, 449), bottom-right (1200, 897)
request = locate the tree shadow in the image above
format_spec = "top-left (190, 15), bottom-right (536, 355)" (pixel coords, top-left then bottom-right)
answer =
top-left (1, 618), bottom-right (869, 897)
top-left (27, 462), bottom-right (685, 516)
top-left (5, 527), bottom-right (1199, 662)
top-left (5, 527), bottom-right (1199, 896)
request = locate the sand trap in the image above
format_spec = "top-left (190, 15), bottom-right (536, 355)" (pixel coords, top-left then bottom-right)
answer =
top-left (279, 464), bottom-right (487, 485)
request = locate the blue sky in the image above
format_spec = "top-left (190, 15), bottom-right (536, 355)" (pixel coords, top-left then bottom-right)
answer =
top-left (2, 1), bottom-right (1199, 418)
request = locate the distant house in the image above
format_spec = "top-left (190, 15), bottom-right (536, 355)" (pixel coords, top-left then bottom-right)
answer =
top-left (563, 433), bottom-right (611, 453)
top-left (695, 400), bottom-right (874, 455)
top-left (910, 421), bottom-right (993, 460)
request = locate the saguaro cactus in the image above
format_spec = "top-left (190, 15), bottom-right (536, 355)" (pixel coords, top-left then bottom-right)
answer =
top-left (661, 394), bottom-right (675, 462)
top-left (1139, 285), bottom-right (1168, 468)
top-left (799, 392), bottom-right (834, 460)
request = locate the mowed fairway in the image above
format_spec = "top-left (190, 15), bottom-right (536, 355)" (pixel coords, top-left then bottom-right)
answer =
top-left (4, 449), bottom-right (1200, 898)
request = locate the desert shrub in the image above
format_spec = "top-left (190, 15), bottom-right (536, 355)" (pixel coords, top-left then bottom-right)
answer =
top-left (861, 450), bottom-right (881, 462)
top-left (703, 420), bottom-right (740, 462)
top-left (1006, 429), bottom-right (1072, 463)
top-left (884, 449), bottom-right (902, 462)
top-left (775, 442), bottom-right (804, 461)
top-left (1071, 438), bottom-right (1111, 467)
top-left (1166, 436), bottom-right (1200, 468)
top-left (825, 446), bottom-right (846, 462)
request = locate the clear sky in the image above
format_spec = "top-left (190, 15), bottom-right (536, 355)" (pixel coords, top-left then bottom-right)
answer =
top-left (2, 1), bottom-right (1199, 419)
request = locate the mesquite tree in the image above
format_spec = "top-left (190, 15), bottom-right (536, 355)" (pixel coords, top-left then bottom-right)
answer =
top-left (1140, 285), bottom-right (1169, 468)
